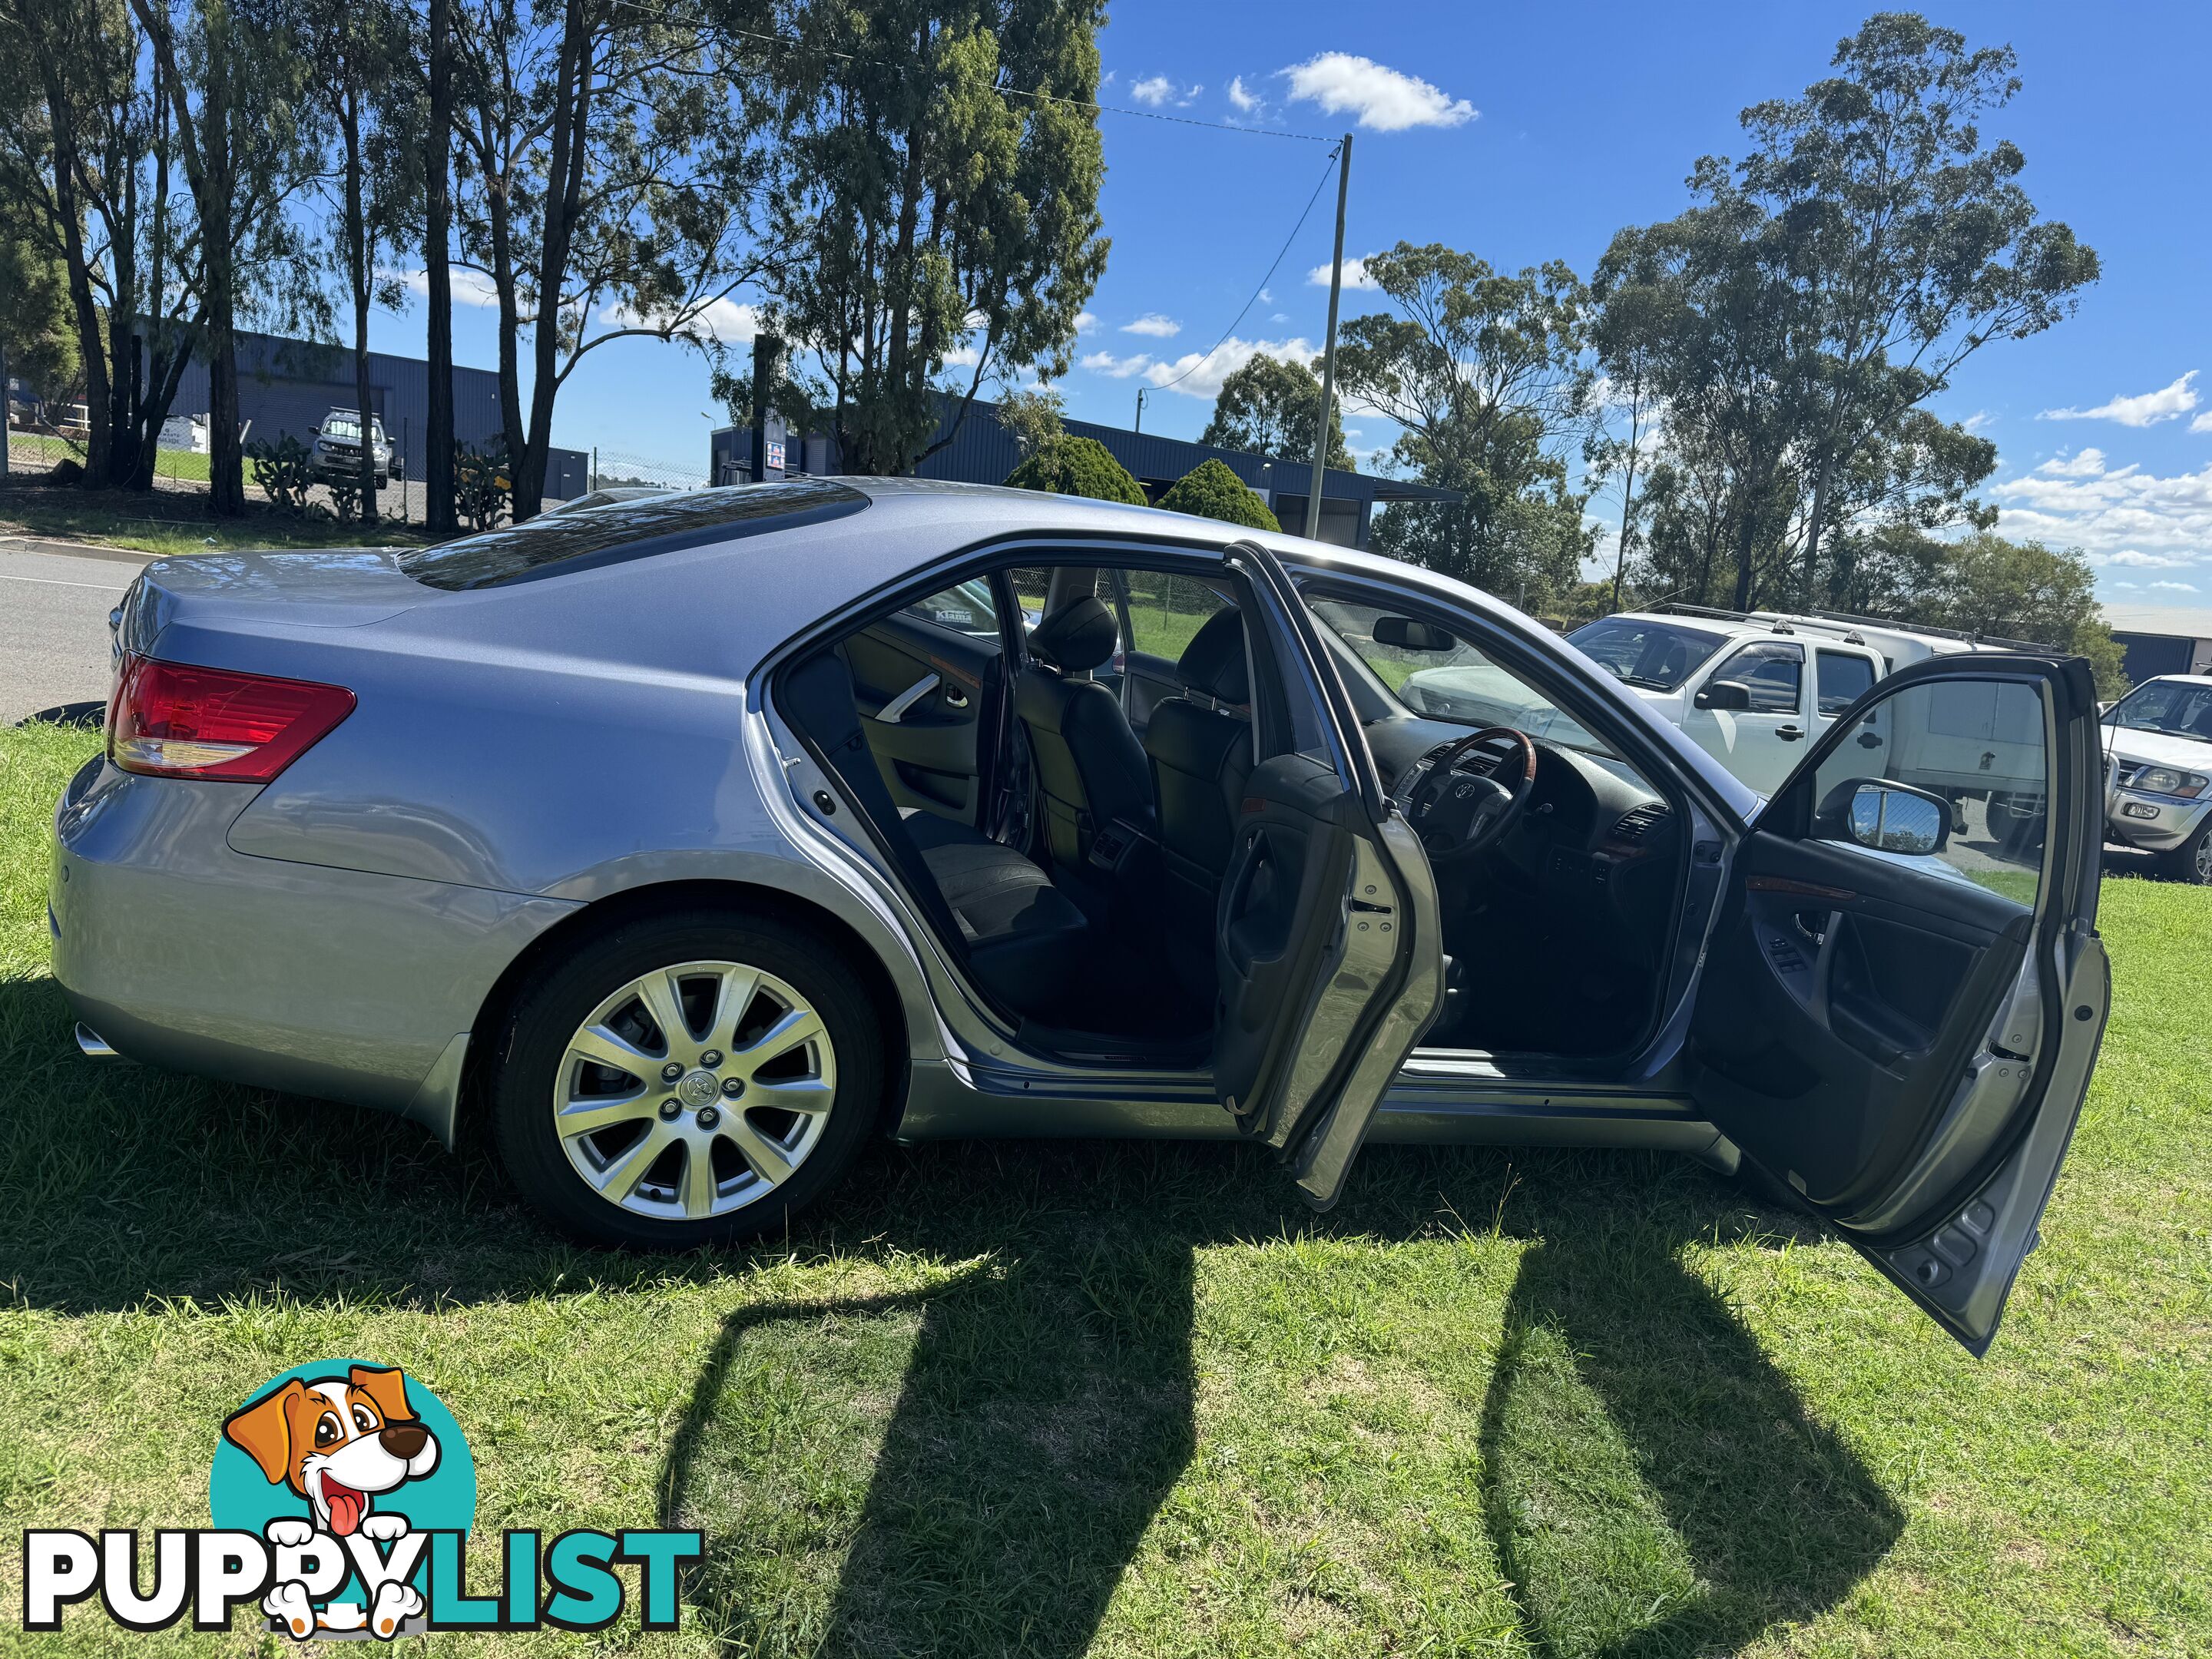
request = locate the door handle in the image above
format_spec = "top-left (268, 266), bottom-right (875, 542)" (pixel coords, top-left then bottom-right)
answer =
top-left (1777, 724), bottom-right (1805, 741)
top-left (874, 672), bottom-right (941, 724)
top-left (942, 686), bottom-right (969, 709)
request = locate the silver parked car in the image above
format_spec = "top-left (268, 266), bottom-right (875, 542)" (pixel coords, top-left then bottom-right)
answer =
top-left (2101, 674), bottom-right (2212, 882)
top-left (51, 481), bottom-right (2111, 1352)
top-left (310, 409), bottom-right (397, 488)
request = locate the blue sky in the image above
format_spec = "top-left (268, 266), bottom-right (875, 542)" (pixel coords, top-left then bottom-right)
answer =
top-left (370, 2), bottom-right (2212, 610)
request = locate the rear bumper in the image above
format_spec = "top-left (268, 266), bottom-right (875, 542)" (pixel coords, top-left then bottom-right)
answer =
top-left (50, 755), bottom-right (578, 1141)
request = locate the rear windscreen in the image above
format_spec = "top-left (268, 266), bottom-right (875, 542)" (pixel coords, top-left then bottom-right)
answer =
top-left (397, 479), bottom-right (870, 591)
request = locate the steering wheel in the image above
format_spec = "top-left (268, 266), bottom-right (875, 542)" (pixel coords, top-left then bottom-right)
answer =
top-left (1394, 727), bottom-right (1539, 862)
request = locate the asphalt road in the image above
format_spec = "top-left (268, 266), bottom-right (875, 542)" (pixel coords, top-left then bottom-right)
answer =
top-left (0, 538), bottom-right (146, 724)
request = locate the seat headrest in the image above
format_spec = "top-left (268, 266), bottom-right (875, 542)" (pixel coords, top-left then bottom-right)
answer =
top-left (1177, 608), bottom-right (1248, 704)
top-left (1029, 595), bottom-right (1118, 674)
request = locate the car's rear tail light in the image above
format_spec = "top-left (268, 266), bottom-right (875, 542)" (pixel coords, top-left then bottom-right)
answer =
top-left (108, 653), bottom-right (356, 781)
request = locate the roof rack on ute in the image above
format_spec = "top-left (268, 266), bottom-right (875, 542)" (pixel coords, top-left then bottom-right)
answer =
top-left (1654, 599), bottom-right (2054, 656)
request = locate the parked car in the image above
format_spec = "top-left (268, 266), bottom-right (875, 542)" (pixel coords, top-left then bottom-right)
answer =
top-left (310, 409), bottom-right (397, 488)
top-left (2101, 674), bottom-right (2212, 882)
top-left (52, 481), bottom-right (2111, 1353)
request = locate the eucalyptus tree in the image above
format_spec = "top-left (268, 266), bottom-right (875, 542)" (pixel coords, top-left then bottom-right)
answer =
top-left (448, 0), bottom-right (776, 516)
top-left (1733, 12), bottom-right (2098, 606)
top-left (1333, 242), bottom-right (1594, 604)
top-left (749, 0), bottom-right (1108, 475)
top-left (131, 0), bottom-right (319, 512)
top-left (1200, 353), bottom-right (1350, 470)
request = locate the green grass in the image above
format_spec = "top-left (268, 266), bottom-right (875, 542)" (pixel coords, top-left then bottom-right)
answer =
top-left (0, 484), bottom-right (430, 558)
top-left (10, 430), bottom-right (218, 484)
top-left (2, 722), bottom-right (2208, 1656)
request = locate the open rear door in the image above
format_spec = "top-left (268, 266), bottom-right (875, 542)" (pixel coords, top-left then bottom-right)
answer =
top-left (1689, 654), bottom-right (2111, 1353)
top-left (1213, 545), bottom-right (1446, 1210)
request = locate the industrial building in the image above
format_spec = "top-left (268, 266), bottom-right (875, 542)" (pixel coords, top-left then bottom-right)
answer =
top-left (2105, 604), bottom-right (2212, 684)
top-left (710, 391), bottom-right (1456, 546)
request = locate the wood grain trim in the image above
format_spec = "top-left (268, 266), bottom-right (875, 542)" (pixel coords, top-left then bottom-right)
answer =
top-left (1747, 874), bottom-right (1856, 902)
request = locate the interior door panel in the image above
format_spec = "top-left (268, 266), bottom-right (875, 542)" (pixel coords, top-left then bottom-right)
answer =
top-left (841, 616), bottom-right (998, 825)
top-left (1693, 833), bottom-right (2028, 1212)
top-left (1687, 653), bottom-right (2111, 1353)
top-left (1122, 649), bottom-right (1182, 731)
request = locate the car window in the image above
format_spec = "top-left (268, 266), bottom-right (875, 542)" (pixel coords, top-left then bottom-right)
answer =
top-left (1809, 677), bottom-right (2047, 906)
top-left (1816, 649), bottom-right (1876, 717)
top-left (2104, 678), bottom-right (2212, 746)
top-left (1305, 597), bottom-right (1617, 759)
top-left (902, 579), bottom-right (1000, 637)
top-left (1714, 641), bottom-right (1803, 715)
top-left (1565, 617), bottom-right (1727, 691)
top-left (1121, 571), bottom-right (1232, 664)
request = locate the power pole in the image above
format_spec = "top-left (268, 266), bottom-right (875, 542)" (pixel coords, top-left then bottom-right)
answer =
top-left (1303, 133), bottom-right (1352, 541)
top-left (1134, 386), bottom-right (1147, 433)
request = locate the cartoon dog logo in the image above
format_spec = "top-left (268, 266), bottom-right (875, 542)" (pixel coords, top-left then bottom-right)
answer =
top-left (222, 1364), bottom-right (440, 1639)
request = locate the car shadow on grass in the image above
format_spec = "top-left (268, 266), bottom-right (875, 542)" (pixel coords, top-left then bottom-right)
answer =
top-left (0, 977), bottom-right (1899, 1657)
top-left (652, 1143), bottom-right (1899, 1658)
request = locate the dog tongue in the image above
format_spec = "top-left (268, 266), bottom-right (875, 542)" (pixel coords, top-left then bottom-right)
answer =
top-left (326, 1481), bottom-right (366, 1537)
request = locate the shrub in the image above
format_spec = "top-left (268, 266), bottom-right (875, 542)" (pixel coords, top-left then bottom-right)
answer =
top-left (246, 435), bottom-right (316, 515)
top-left (1156, 459), bottom-right (1280, 531)
top-left (1004, 434), bottom-right (1147, 506)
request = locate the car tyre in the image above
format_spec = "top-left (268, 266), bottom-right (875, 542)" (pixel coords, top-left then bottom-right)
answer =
top-left (2156, 816), bottom-right (2212, 886)
top-left (488, 907), bottom-right (886, 1250)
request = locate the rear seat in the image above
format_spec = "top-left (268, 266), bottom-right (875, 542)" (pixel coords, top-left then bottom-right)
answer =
top-left (903, 812), bottom-right (1088, 1015)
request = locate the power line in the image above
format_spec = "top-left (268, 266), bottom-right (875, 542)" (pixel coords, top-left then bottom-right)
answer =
top-left (604, 0), bottom-right (1330, 142)
top-left (1147, 141), bottom-right (1343, 393)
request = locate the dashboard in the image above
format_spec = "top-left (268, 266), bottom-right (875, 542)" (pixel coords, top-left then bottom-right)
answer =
top-left (1362, 714), bottom-right (1683, 956)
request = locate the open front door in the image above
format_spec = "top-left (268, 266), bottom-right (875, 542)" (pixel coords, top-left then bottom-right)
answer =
top-left (1690, 654), bottom-right (2111, 1353)
top-left (1213, 545), bottom-right (1446, 1210)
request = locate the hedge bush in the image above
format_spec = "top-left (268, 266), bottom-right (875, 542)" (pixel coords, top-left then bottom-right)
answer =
top-left (1004, 434), bottom-right (1147, 506)
top-left (1156, 459), bottom-right (1280, 531)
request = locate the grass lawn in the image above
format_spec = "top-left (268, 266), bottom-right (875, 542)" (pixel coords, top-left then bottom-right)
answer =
top-left (11, 430), bottom-right (218, 485)
top-left (1, 720), bottom-right (2207, 1656)
top-left (0, 482), bottom-right (431, 559)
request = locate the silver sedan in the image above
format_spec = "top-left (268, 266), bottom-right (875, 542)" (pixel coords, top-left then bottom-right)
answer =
top-left (52, 480), bottom-right (2111, 1353)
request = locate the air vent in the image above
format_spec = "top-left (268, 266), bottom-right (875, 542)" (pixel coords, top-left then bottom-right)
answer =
top-left (1612, 802), bottom-right (1672, 842)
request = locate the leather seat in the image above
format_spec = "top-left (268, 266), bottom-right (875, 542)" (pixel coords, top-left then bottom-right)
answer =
top-left (1141, 608), bottom-right (1253, 982)
top-left (904, 813), bottom-right (1088, 1015)
top-left (1015, 596), bottom-right (1154, 885)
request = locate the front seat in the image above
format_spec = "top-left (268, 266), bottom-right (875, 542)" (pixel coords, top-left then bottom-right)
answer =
top-left (1015, 596), bottom-right (1154, 890)
top-left (1141, 608), bottom-right (1253, 985)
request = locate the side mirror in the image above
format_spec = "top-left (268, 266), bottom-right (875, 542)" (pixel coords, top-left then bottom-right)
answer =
top-left (308, 426), bottom-right (320, 436)
top-left (1694, 679), bottom-right (1753, 711)
top-left (1817, 779), bottom-right (1951, 856)
top-left (1372, 614), bottom-right (1459, 652)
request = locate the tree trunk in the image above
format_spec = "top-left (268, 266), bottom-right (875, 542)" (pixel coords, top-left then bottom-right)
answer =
top-left (202, 0), bottom-right (245, 516)
top-left (513, 0), bottom-right (590, 519)
top-left (343, 81), bottom-right (377, 523)
top-left (38, 51), bottom-right (112, 490)
top-left (424, 0), bottom-right (455, 535)
top-left (1801, 449), bottom-right (1833, 613)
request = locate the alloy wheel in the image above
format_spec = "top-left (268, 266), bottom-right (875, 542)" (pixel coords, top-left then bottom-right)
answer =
top-left (552, 959), bottom-right (836, 1220)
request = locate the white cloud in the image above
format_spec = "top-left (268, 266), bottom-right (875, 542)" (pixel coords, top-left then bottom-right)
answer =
top-left (1227, 75), bottom-right (1260, 114)
top-left (943, 343), bottom-right (982, 367)
top-left (1074, 310), bottom-right (1100, 334)
top-left (596, 295), bottom-right (761, 343)
top-left (2039, 370), bottom-right (2200, 428)
top-left (1270, 312), bottom-right (1290, 323)
top-left (1143, 336), bottom-right (1319, 401)
top-left (1962, 409), bottom-right (1994, 434)
top-left (1100, 69), bottom-right (1114, 88)
top-left (1130, 75), bottom-right (1200, 108)
top-left (1081, 349), bottom-right (1154, 379)
top-left (2194, 410), bottom-right (2212, 433)
top-left (1280, 53), bottom-right (1475, 132)
top-left (1992, 451), bottom-right (2212, 565)
top-left (398, 267), bottom-right (502, 309)
top-left (2035, 448), bottom-right (2115, 479)
top-left (1122, 313), bottom-right (1182, 338)
top-left (2151, 581), bottom-right (2200, 592)
top-left (1309, 253), bottom-right (1379, 290)
top-left (1258, 287), bottom-right (1273, 303)
top-left (2098, 549), bottom-right (2199, 568)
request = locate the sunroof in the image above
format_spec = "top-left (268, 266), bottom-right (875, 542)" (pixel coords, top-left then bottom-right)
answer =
top-left (396, 479), bottom-right (870, 591)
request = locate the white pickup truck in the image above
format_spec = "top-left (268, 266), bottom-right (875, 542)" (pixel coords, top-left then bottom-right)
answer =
top-left (1537, 607), bottom-right (2044, 796)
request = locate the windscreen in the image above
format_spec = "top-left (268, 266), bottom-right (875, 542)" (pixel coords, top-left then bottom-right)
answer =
top-left (1566, 617), bottom-right (1727, 692)
top-left (2105, 678), bottom-right (2212, 746)
top-left (396, 478), bottom-right (869, 591)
